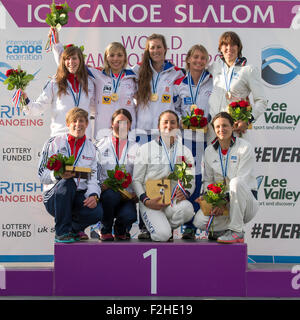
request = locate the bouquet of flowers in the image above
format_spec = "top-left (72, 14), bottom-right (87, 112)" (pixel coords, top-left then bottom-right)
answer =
top-left (168, 156), bottom-right (193, 205)
top-left (103, 164), bottom-right (133, 199)
top-left (181, 106), bottom-right (208, 132)
top-left (3, 66), bottom-right (34, 111)
top-left (46, 154), bottom-right (75, 178)
top-left (227, 99), bottom-right (252, 130)
top-left (198, 182), bottom-right (229, 233)
top-left (45, 0), bottom-right (73, 51)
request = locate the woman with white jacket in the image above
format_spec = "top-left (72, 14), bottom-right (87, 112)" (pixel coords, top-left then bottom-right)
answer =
top-left (96, 108), bottom-right (138, 241)
top-left (24, 45), bottom-right (96, 139)
top-left (208, 31), bottom-right (267, 139)
top-left (132, 110), bottom-right (195, 242)
top-left (193, 112), bottom-right (259, 243)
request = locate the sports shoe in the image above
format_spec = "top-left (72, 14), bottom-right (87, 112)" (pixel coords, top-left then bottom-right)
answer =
top-left (100, 233), bottom-right (114, 241)
top-left (78, 231), bottom-right (89, 240)
top-left (55, 233), bottom-right (76, 243)
top-left (208, 230), bottom-right (226, 241)
top-left (181, 227), bottom-right (196, 240)
top-left (217, 230), bottom-right (244, 244)
top-left (138, 228), bottom-right (151, 240)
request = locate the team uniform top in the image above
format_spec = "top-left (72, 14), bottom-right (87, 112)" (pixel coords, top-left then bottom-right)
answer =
top-left (38, 134), bottom-right (100, 199)
top-left (208, 56), bottom-right (267, 121)
top-left (133, 60), bottom-right (184, 132)
top-left (25, 76), bottom-right (96, 138)
top-left (95, 134), bottom-right (139, 194)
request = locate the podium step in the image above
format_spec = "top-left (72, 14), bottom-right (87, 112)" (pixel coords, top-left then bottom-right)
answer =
top-left (54, 240), bottom-right (247, 296)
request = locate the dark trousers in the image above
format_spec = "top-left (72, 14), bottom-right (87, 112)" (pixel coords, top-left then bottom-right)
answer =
top-left (101, 189), bottom-right (137, 235)
top-left (44, 178), bottom-right (103, 236)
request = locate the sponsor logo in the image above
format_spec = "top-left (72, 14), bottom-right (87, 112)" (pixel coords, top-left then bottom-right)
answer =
top-left (261, 47), bottom-right (300, 87)
top-left (254, 147), bottom-right (300, 163)
top-left (5, 40), bottom-right (43, 61)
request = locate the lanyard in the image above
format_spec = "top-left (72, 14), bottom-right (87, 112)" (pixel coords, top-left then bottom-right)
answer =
top-left (218, 145), bottom-right (230, 183)
top-left (222, 58), bottom-right (238, 93)
top-left (187, 71), bottom-right (206, 105)
top-left (68, 82), bottom-right (82, 107)
top-left (110, 70), bottom-right (124, 94)
top-left (110, 136), bottom-right (129, 166)
top-left (152, 72), bottom-right (161, 94)
top-left (160, 136), bottom-right (178, 172)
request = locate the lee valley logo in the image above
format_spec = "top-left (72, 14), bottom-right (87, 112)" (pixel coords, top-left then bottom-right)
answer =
top-left (253, 102), bottom-right (299, 131)
top-left (258, 176), bottom-right (300, 207)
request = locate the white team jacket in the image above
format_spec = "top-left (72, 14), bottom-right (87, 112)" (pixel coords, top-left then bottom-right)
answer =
top-left (132, 137), bottom-right (195, 198)
top-left (208, 56), bottom-right (267, 121)
top-left (203, 137), bottom-right (257, 192)
top-left (95, 134), bottom-right (139, 193)
top-left (53, 43), bottom-right (137, 139)
top-left (173, 70), bottom-right (213, 118)
top-left (38, 134), bottom-right (100, 199)
top-left (133, 61), bottom-right (184, 132)
top-left (25, 76), bottom-right (96, 138)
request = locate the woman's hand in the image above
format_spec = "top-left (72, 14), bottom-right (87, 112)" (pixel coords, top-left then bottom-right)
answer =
top-left (60, 171), bottom-right (75, 179)
top-left (233, 120), bottom-right (248, 135)
top-left (101, 183), bottom-right (109, 192)
top-left (211, 206), bottom-right (226, 216)
top-left (48, 27), bottom-right (59, 43)
top-left (83, 195), bottom-right (98, 209)
top-left (175, 189), bottom-right (186, 202)
top-left (145, 197), bottom-right (167, 210)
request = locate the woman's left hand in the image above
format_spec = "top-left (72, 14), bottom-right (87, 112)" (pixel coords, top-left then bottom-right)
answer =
top-left (175, 189), bottom-right (186, 202)
top-left (233, 120), bottom-right (248, 135)
top-left (83, 196), bottom-right (97, 209)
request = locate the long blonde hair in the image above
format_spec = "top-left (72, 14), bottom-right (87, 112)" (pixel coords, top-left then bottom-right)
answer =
top-left (56, 46), bottom-right (88, 97)
top-left (136, 34), bottom-right (167, 106)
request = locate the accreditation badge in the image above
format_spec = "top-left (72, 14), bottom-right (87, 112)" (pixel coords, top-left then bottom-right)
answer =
top-left (161, 94), bottom-right (171, 103)
top-left (102, 96), bottom-right (111, 104)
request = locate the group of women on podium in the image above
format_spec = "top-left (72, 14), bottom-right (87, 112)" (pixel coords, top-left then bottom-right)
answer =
top-left (33, 28), bottom-right (267, 244)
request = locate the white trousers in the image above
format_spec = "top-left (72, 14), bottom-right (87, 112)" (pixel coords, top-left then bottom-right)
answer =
top-left (140, 200), bottom-right (194, 242)
top-left (193, 177), bottom-right (259, 233)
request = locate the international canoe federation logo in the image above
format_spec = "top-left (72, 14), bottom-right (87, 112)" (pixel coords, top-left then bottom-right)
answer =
top-left (261, 47), bottom-right (300, 87)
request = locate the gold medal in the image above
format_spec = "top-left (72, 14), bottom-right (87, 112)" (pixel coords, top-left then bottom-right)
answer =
top-left (111, 93), bottom-right (119, 101)
top-left (225, 91), bottom-right (232, 100)
top-left (151, 93), bottom-right (158, 102)
top-left (190, 104), bottom-right (197, 111)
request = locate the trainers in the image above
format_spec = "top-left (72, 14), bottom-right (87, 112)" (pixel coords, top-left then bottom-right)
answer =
top-left (208, 230), bottom-right (226, 241)
top-left (138, 228), bottom-right (151, 240)
top-left (55, 233), bottom-right (76, 243)
top-left (100, 233), bottom-right (114, 241)
top-left (181, 227), bottom-right (196, 240)
top-left (217, 230), bottom-right (244, 244)
top-left (90, 230), bottom-right (100, 240)
top-left (78, 231), bottom-right (89, 240)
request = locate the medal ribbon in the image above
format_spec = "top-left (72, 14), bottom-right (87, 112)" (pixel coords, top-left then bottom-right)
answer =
top-left (222, 57), bottom-right (238, 94)
top-left (45, 28), bottom-right (57, 52)
top-left (110, 136), bottom-right (129, 166)
top-left (151, 72), bottom-right (161, 96)
top-left (66, 136), bottom-right (86, 166)
top-left (159, 136), bottom-right (177, 172)
top-left (218, 145), bottom-right (230, 184)
top-left (110, 70), bottom-right (124, 94)
top-left (170, 179), bottom-right (189, 207)
top-left (187, 71), bottom-right (206, 105)
top-left (68, 82), bottom-right (82, 107)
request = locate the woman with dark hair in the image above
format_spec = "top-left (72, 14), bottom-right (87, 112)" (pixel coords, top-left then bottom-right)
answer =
top-left (193, 112), bottom-right (259, 243)
top-left (133, 34), bottom-right (184, 135)
top-left (209, 31), bottom-right (267, 138)
top-left (95, 108), bottom-right (138, 241)
top-left (132, 110), bottom-right (195, 242)
top-left (24, 45), bottom-right (96, 138)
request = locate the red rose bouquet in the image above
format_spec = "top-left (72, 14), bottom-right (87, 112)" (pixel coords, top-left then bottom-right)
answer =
top-left (181, 106), bottom-right (208, 132)
top-left (103, 164), bottom-right (133, 199)
top-left (46, 154), bottom-right (75, 178)
top-left (227, 99), bottom-right (252, 126)
top-left (3, 66), bottom-right (34, 111)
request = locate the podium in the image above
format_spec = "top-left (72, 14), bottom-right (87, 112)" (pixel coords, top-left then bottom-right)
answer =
top-left (0, 240), bottom-right (299, 297)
